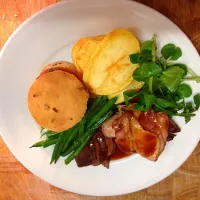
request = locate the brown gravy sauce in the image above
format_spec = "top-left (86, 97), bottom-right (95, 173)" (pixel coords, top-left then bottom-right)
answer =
top-left (111, 147), bottom-right (133, 160)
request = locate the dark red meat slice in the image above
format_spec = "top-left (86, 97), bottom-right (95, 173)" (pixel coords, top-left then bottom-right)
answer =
top-left (75, 138), bottom-right (97, 167)
top-left (93, 131), bottom-right (109, 168)
top-left (167, 118), bottom-right (181, 141)
top-left (75, 131), bottom-right (115, 168)
top-left (168, 119), bottom-right (181, 134)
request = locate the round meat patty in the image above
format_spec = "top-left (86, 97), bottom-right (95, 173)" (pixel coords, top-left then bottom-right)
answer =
top-left (28, 70), bottom-right (89, 132)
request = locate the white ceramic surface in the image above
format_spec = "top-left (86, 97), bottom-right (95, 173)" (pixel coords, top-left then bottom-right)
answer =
top-left (0, 0), bottom-right (200, 196)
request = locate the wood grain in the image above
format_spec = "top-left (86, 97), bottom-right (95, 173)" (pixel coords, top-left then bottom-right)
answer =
top-left (0, 0), bottom-right (200, 199)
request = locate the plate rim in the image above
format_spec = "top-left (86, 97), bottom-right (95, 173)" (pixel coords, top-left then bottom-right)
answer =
top-left (0, 0), bottom-right (200, 196)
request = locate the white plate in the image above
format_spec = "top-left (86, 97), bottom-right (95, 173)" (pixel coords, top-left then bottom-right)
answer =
top-left (0, 0), bottom-right (200, 196)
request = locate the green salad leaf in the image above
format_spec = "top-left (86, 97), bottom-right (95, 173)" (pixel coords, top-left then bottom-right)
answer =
top-left (133, 62), bottom-right (162, 82)
top-left (176, 84), bottom-right (192, 98)
top-left (161, 43), bottom-right (182, 60)
top-left (155, 98), bottom-right (174, 109)
top-left (134, 93), bottom-right (156, 111)
top-left (141, 40), bottom-right (153, 52)
top-left (123, 91), bottom-right (141, 106)
top-left (129, 35), bottom-right (200, 123)
top-left (160, 66), bottom-right (184, 92)
top-left (194, 93), bottom-right (200, 110)
top-left (129, 53), bottom-right (140, 64)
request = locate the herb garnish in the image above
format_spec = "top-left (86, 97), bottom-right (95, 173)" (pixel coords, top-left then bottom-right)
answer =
top-left (125, 35), bottom-right (200, 123)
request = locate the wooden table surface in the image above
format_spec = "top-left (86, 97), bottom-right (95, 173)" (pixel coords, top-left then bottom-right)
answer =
top-left (0, 0), bottom-right (200, 199)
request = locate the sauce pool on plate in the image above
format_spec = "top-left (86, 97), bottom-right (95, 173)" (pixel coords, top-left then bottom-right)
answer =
top-left (111, 147), bottom-right (133, 160)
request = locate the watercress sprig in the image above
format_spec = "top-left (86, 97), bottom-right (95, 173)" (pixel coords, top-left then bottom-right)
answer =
top-left (126, 35), bottom-right (200, 123)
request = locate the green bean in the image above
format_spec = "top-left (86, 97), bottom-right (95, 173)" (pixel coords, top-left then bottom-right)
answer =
top-left (86, 96), bottom-right (107, 118)
top-left (43, 139), bottom-right (57, 148)
top-left (40, 127), bottom-right (44, 135)
top-left (64, 111), bottom-right (113, 164)
top-left (30, 141), bottom-right (44, 148)
top-left (86, 97), bottom-right (117, 128)
top-left (62, 111), bottom-right (113, 156)
top-left (30, 137), bottom-right (58, 148)
top-left (47, 133), bottom-right (60, 140)
top-left (64, 134), bottom-right (93, 165)
top-left (78, 118), bottom-right (86, 136)
top-left (62, 129), bottom-right (95, 156)
top-left (50, 130), bottom-right (69, 164)
top-left (61, 125), bottom-right (79, 153)
top-left (41, 130), bottom-right (57, 138)
top-left (50, 124), bottom-right (79, 164)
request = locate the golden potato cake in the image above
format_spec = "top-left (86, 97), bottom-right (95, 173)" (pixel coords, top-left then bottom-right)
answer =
top-left (28, 70), bottom-right (89, 132)
top-left (72, 36), bottom-right (104, 73)
top-left (83, 28), bottom-right (140, 95)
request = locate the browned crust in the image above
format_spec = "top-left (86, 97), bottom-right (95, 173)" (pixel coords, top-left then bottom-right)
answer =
top-left (39, 61), bottom-right (83, 82)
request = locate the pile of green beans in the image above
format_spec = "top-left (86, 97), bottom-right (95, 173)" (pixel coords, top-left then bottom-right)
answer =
top-left (30, 96), bottom-right (117, 165)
